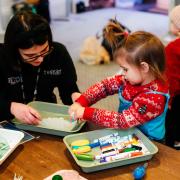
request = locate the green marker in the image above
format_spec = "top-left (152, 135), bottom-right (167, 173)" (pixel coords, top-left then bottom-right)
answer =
top-left (75, 153), bottom-right (94, 161)
top-left (123, 147), bottom-right (136, 152)
top-left (52, 175), bottom-right (63, 180)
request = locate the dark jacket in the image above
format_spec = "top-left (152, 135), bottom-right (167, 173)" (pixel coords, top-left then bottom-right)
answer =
top-left (0, 42), bottom-right (79, 120)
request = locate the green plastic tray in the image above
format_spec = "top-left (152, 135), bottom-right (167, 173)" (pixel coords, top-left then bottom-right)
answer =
top-left (63, 128), bottom-right (158, 173)
top-left (13, 101), bottom-right (86, 136)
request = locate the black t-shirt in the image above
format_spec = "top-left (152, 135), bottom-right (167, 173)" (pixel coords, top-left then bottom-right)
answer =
top-left (0, 42), bottom-right (79, 120)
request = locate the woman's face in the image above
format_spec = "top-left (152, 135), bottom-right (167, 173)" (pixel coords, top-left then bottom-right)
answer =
top-left (18, 41), bottom-right (50, 66)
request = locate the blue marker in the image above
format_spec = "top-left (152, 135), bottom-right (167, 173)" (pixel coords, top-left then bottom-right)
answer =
top-left (89, 141), bottom-right (100, 148)
top-left (98, 133), bottom-right (119, 142)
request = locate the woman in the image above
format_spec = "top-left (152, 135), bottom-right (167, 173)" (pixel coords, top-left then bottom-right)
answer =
top-left (0, 11), bottom-right (79, 124)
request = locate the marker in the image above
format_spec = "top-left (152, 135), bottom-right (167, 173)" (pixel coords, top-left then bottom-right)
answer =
top-left (122, 147), bottom-right (137, 152)
top-left (101, 151), bottom-right (143, 163)
top-left (102, 153), bottom-right (129, 162)
top-left (102, 148), bottom-right (116, 154)
top-left (100, 142), bottom-right (112, 148)
top-left (131, 151), bottom-right (143, 157)
top-left (71, 139), bottom-right (90, 147)
top-left (99, 136), bottom-right (122, 145)
top-left (132, 134), bottom-right (139, 141)
top-left (73, 146), bottom-right (91, 154)
top-left (131, 145), bottom-right (142, 151)
top-left (89, 141), bottom-right (100, 148)
top-left (72, 141), bottom-right (100, 149)
top-left (75, 154), bottom-right (94, 161)
top-left (95, 149), bottom-right (119, 160)
top-left (98, 133), bottom-right (119, 142)
top-left (101, 145), bottom-right (113, 152)
top-left (128, 134), bottom-right (133, 142)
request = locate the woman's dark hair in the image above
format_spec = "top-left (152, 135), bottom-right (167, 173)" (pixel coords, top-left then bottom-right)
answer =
top-left (4, 10), bottom-right (52, 68)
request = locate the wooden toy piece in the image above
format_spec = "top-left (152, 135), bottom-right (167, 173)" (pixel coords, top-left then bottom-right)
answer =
top-left (73, 146), bottom-right (91, 154)
top-left (71, 139), bottom-right (90, 147)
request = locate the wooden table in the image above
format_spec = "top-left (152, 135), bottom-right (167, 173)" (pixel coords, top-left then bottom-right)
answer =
top-left (0, 123), bottom-right (180, 180)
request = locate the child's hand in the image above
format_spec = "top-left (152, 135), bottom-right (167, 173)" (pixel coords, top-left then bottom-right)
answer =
top-left (10, 102), bottom-right (41, 125)
top-left (69, 102), bottom-right (85, 120)
top-left (71, 92), bottom-right (81, 102)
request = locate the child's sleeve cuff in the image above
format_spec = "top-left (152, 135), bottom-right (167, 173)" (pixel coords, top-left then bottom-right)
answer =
top-left (83, 107), bottom-right (95, 120)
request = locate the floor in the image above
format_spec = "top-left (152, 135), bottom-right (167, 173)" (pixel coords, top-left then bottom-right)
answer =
top-left (50, 8), bottom-right (169, 61)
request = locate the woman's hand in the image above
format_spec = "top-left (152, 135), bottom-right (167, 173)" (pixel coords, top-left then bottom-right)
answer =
top-left (10, 102), bottom-right (41, 125)
top-left (69, 102), bottom-right (85, 120)
top-left (71, 92), bottom-right (81, 102)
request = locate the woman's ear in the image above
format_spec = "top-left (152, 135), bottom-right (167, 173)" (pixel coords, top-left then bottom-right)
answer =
top-left (140, 62), bottom-right (149, 73)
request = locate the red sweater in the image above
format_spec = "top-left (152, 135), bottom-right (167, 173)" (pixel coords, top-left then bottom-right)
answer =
top-left (165, 38), bottom-right (180, 105)
top-left (76, 75), bottom-right (168, 129)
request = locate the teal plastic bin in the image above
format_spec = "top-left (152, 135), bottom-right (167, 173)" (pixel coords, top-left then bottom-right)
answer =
top-left (63, 128), bottom-right (158, 173)
top-left (13, 101), bottom-right (86, 136)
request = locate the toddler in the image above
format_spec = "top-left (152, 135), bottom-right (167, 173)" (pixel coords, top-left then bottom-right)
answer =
top-left (69, 22), bottom-right (169, 141)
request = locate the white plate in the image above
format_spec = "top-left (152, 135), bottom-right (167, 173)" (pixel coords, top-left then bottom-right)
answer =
top-left (0, 128), bottom-right (24, 165)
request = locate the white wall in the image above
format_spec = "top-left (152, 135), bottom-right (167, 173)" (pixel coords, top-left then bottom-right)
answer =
top-left (0, 0), bottom-right (14, 42)
top-left (49, 0), bottom-right (71, 20)
top-left (0, 0), bottom-right (14, 32)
